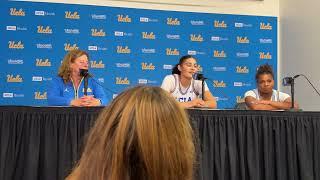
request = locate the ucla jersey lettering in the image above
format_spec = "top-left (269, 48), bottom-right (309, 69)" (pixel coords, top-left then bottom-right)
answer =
top-left (178, 97), bottom-right (192, 102)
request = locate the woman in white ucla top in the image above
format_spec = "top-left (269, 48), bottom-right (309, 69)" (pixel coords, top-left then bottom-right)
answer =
top-left (161, 55), bottom-right (217, 108)
top-left (244, 64), bottom-right (299, 110)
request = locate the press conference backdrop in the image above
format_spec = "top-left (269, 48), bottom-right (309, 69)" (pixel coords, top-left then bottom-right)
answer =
top-left (0, 0), bottom-right (277, 108)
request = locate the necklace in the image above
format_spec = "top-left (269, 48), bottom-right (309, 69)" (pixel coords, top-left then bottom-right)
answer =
top-left (178, 80), bottom-right (192, 95)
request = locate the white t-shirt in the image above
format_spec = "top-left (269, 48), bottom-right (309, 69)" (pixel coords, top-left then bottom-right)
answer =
top-left (244, 89), bottom-right (290, 102)
top-left (161, 74), bottom-right (209, 102)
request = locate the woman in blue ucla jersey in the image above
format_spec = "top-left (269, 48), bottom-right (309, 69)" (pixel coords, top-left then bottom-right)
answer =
top-left (47, 50), bottom-right (107, 106)
top-left (244, 64), bottom-right (298, 110)
top-left (161, 55), bottom-right (217, 108)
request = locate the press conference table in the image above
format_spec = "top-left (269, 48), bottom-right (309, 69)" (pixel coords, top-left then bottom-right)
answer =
top-left (1, 106), bottom-right (320, 180)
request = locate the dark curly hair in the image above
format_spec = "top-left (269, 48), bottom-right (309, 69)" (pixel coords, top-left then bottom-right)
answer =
top-left (255, 64), bottom-right (274, 82)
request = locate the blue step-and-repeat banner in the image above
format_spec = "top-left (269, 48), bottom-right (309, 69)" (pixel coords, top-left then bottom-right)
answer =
top-left (0, 0), bottom-right (277, 108)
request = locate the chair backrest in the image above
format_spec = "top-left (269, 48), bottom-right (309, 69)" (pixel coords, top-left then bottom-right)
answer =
top-left (234, 102), bottom-right (248, 110)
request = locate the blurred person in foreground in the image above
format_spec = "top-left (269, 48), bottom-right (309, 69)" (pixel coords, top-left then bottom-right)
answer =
top-left (245, 64), bottom-right (298, 110)
top-left (67, 86), bottom-right (195, 180)
top-left (47, 49), bottom-right (107, 106)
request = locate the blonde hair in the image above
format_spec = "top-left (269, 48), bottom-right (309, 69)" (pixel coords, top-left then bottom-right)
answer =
top-left (68, 86), bottom-right (195, 180)
top-left (58, 50), bottom-right (88, 83)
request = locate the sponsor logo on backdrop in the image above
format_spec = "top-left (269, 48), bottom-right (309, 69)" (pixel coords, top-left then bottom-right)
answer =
top-left (141, 63), bottom-right (155, 70)
top-left (115, 63), bottom-right (130, 68)
top-left (10, 8), bottom-right (25, 16)
top-left (140, 17), bottom-right (158, 22)
top-left (167, 18), bottom-right (180, 25)
top-left (214, 20), bottom-right (227, 28)
top-left (259, 52), bottom-right (272, 59)
top-left (8, 41), bottom-right (24, 49)
top-left (6, 26), bottom-right (16, 31)
top-left (64, 43), bottom-right (79, 51)
top-left (237, 36), bottom-right (250, 44)
top-left (211, 36), bottom-right (228, 41)
top-left (114, 31), bottom-right (133, 37)
top-left (166, 48), bottom-right (180, 56)
top-left (90, 60), bottom-right (105, 68)
top-left (190, 34), bottom-right (203, 42)
top-left (166, 34), bottom-right (180, 40)
top-left (138, 79), bottom-right (157, 84)
top-left (163, 64), bottom-right (173, 70)
top-left (35, 10), bottom-right (55, 16)
top-left (36, 43), bottom-right (52, 49)
top-left (91, 14), bottom-right (106, 20)
top-left (34, 92), bottom-right (47, 99)
top-left (213, 80), bottom-right (226, 88)
top-left (65, 11), bottom-right (80, 19)
top-left (260, 22), bottom-right (272, 30)
top-left (212, 67), bottom-right (227, 72)
top-left (236, 52), bottom-right (249, 58)
top-left (142, 32), bottom-right (156, 39)
top-left (3, 93), bottom-right (14, 98)
top-left (37, 26), bottom-right (53, 34)
top-left (236, 96), bottom-right (245, 103)
top-left (233, 82), bottom-right (251, 87)
top-left (32, 76), bottom-right (43, 81)
top-left (64, 29), bottom-right (80, 34)
top-left (234, 22), bottom-right (253, 28)
top-left (88, 45), bottom-right (106, 51)
top-left (8, 59), bottom-right (24, 64)
top-left (259, 38), bottom-right (272, 44)
top-left (141, 48), bottom-right (156, 54)
top-left (97, 78), bottom-right (104, 83)
top-left (116, 77), bottom-right (130, 85)
top-left (7, 74), bottom-right (23, 82)
top-left (91, 29), bottom-right (106, 37)
top-left (213, 50), bottom-right (226, 58)
top-left (117, 46), bottom-right (131, 54)
top-left (187, 50), bottom-right (205, 55)
top-left (236, 66), bottom-right (249, 73)
top-left (190, 20), bottom-right (204, 25)
top-left (117, 15), bottom-right (131, 22)
top-left (215, 97), bottom-right (229, 101)
top-left (43, 77), bottom-right (52, 81)
top-left (198, 65), bottom-right (203, 72)
top-left (36, 58), bottom-right (51, 66)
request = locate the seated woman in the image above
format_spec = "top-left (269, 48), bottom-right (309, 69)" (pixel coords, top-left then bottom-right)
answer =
top-left (67, 86), bottom-right (195, 180)
top-left (47, 50), bottom-right (108, 106)
top-left (161, 55), bottom-right (217, 108)
top-left (245, 64), bottom-right (298, 110)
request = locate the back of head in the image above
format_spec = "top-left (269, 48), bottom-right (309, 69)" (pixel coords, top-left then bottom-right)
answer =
top-left (68, 86), bottom-right (195, 180)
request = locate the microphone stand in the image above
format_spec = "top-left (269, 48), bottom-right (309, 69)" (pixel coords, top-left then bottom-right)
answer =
top-left (290, 78), bottom-right (295, 110)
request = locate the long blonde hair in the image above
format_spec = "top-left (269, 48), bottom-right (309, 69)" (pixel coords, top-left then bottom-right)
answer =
top-left (58, 50), bottom-right (88, 83)
top-left (68, 86), bottom-right (195, 180)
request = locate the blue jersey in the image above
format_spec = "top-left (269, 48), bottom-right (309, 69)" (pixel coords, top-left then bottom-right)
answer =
top-left (47, 76), bottom-right (108, 106)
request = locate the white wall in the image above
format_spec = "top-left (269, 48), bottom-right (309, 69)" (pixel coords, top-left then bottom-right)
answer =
top-left (280, 0), bottom-right (320, 111)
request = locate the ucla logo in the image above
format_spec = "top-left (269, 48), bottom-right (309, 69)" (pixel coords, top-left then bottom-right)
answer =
top-left (236, 66), bottom-right (249, 73)
top-left (91, 29), bottom-right (106, 37)
top-left (141, 63), bottom-right (155, 70)
top-left (260, 22), bottom-right (272, 30)
top-left (36, 58), bottom-right (51, 66)
top-left (213, 50), bottom-right (226, 58)
top-left (167, 18), bottom-right (180, 25)
top-left (117, 46), bottom-right (131, 54)
top-left (64, 43), bottom-right (79, 51)
top-left (34, 92), bottom-right (47, 100)
top-left (213, 80), bottom-right (226, 88)
top-left (236, 96), bottom-right (245, 103)
top-left (117, 15), bottom-right (131, 22)
top-left (142, 32), bottom-right (156, 39)
top-left (116, 77), bottom-right (130, 85)
top-left (90, 60), bottom-right (105, 68)
top-left (166, 48), bottom-right (180, 56)
top-left (8, 41), bottom-right (24, 49)
top-left (190, 34), bottom-right (203, 42)
top-left (259, 52), bottom-right (272, 59)
top-left (237, 36), bottom-right (249, 43)
top-left (7, 74), bottom-right (23, 82)
top-left (37, 26), bottom-right (53, 34)
top-left (10, 8), bottom-right (25, 16)
top-left (198, 65), bottom-right (203, 72)
top-left (65, 11), bottom-right (80, 19)
top-left (214, 20), bottom-right (227, 28)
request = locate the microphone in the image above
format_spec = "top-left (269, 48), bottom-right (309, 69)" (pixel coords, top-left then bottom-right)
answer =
top-left (282, 75), bottom-right (300, 86)
top-left (79, 69), bottom-right (92, 77)
top-left (79, 69), bottom-right (91, 96)
top-left (193, 73), bottom-right (207, 100)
